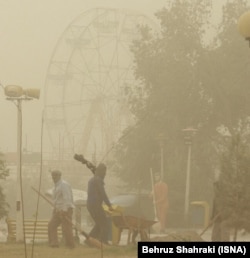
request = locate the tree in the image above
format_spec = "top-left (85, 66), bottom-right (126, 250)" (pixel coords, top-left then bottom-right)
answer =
top-left (0, 152), bottom-right (9, 219)
top-left (115, 0), bottom-right (214, 184)
top-left (112, 0), bottom-right (250, 225)
top-left (216, 125), bottom-right (250, 240)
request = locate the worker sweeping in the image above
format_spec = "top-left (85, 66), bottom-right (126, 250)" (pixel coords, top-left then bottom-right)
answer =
top-left (32, 185), bottom-right (104, 249)
top-left (152, 173), bottom-right (169, 234)
top-left (48, 170), bottom-right (75, 249)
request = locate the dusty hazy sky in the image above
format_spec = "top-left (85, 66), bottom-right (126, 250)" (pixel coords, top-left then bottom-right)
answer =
top-left (0, 0), bottom-right (224, 153)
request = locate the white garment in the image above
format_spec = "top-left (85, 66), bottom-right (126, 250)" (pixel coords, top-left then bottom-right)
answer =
top-left (53, 179), bottom-right (74, 212)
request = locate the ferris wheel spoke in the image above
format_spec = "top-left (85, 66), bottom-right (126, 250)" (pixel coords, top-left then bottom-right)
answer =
top-left (72, 48), bottom-right (103, 93)
top-left (88, 12), bottom-right (124, 94)
top-left (66, 63), bottom-right (99, 99)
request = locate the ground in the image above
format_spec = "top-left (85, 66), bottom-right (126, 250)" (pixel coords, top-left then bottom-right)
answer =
top-left (0, 243), bottom-right (137, 258)
top-left (1, 227), bottom-right (250, 258)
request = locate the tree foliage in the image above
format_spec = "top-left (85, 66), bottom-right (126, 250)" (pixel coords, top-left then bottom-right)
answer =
top-left (216, 126), bottom-right (250, 237)
top-left (112, 0), bottom-right (250, 225)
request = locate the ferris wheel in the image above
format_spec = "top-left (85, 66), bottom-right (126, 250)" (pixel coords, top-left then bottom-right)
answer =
top-left (44, 8), bottom-right (158, 160)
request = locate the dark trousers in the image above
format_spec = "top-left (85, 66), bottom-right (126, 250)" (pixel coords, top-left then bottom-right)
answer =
top-left (87, 204), bottom-right (109, 243)
top-left (48, 208), bottom-right (75, 248)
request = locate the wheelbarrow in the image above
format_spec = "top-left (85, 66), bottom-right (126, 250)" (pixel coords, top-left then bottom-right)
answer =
top-left (104, 193), bottom-right (156, 245)
top-left (109, 211), bottom-right (157, 245)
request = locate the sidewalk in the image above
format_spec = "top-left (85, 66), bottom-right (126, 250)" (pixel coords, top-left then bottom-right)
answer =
top-left (118, 227), bottom-right (250, 245)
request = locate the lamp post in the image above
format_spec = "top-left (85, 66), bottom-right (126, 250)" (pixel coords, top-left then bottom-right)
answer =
top-left (238, 11), bottom-right (250, 46)
top-left (182, 127), bottom-right (197, 226)
top-left (155, 133), bottom-right (167, 180)
top-left (4, 85), bottom-right (40, 242)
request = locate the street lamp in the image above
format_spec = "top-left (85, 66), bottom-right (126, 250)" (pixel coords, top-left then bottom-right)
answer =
top-left (182, 127), bottom-right (197, 226)
top-left (4, 85), bottom-right (40, 242)
top-left (155, 133), bottom-right (167, 180)
top-left (238, 11), bottom-right (250, 46)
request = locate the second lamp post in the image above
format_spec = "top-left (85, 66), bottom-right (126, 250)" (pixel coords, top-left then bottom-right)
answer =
top-left (182, 127), bottom-right (197, 226)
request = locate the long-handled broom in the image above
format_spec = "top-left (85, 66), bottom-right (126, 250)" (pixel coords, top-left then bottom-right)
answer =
top-left (31, 186), bottom-right (103, 249)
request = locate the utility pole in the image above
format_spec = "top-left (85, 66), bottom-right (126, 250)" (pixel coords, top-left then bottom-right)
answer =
top-left (182, 127), bottom-right (197, 226)
top-left (4, 85), bottom-right (40, 242)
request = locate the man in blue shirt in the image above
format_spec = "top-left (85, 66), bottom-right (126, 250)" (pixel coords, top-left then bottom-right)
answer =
top-left (87, 163), bottom-right (114, 245)
top-left (48, 170), bottom-right (75, 248)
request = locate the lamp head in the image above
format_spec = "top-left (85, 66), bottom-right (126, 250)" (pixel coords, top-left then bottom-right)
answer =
top-left (4, 85), bottom-right (23, 98)
top-left (4, 85), bottom-right (40, 99)
top-left (23, 88), bottom-right (40, 99)
top-left (238, 11), bottom-right (250, 41)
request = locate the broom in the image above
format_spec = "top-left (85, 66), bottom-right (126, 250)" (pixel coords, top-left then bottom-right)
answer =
top-left (31, 186), bottom-right (103, 249)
